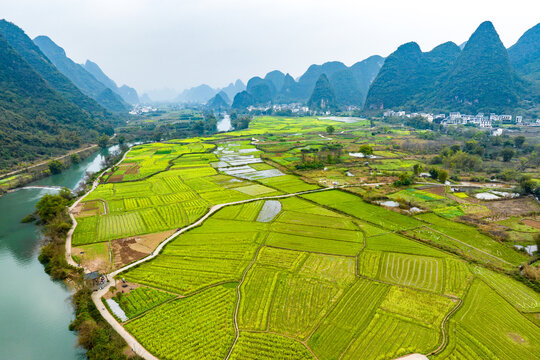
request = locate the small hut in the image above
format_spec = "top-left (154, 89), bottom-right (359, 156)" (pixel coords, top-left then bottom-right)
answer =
top-left (84, 271), bottom-right (107, 290)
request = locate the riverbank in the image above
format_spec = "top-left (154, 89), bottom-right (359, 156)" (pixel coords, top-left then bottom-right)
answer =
top-left (0, 144), bottom-right (99, 194)
top-left (0, 147), bottom-right (120, 360)
top-left (28, 144), bottom-right (139, 360)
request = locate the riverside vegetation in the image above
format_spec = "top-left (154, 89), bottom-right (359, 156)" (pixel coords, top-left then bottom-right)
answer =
top-left (31, 147), bottom-right (142, 360)
top-left (63, 116), bottom-right (539, 360)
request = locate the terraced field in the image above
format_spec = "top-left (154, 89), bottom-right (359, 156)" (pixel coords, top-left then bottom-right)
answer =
top-left (76, 117), bottom-right (539, 360)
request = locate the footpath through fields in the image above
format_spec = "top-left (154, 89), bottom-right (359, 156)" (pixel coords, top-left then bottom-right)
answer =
top-left (67, 162), bottom-right (337, 359)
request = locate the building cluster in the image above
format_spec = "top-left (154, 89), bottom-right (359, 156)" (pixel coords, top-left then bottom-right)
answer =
top-left (383, 110), bottom-right (534, 128)
top-left (247, 103), bottom-right (310, 113)
top-left (129, 105), bottom-right (157, 115)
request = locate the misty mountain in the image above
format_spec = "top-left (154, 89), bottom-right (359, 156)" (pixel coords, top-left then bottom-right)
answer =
top-left (308, 74), bottom-right (337, 110)
top-left (84, 60), bottom-right (140, 104)
top-left (234, 56), bottom-right (383, 108)
top-left (33, 36), bottom-right (129, 112)
top-left (508, 22), bottom-right (540, 83)
top-left (349, 55), bottom-right (385, 97)
top-left (330, 69), bottom-right (363, 106)
top-left (232, 91), bottom-right (255, 109)
top-left (0, 20), bottom-right (112, 121)
top-left (264, 71), bottom-right (286, 93)
top-left (275, 73), bottom-right (300, 103)
top-left (220, 79), bottom-right (246, 101)
top-left (140, 93), bottom-right (152, 103)
top-left (0, 32), bottom-right (112, 169)
top-left (176, 84), bottom-right (217, 103)
top-left (246, 77), bottom-right (275, 104)
top-left (206, 92), bottom-right (230, 111)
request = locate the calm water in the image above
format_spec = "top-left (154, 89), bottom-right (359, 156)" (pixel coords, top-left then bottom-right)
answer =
top-left (217, 114), bottom-right (232, 132)
top-left (0, 146), bottom-right (117, 360)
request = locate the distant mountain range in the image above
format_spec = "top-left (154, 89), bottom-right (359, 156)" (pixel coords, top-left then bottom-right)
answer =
top-left (232, 56), bottom-right (385, 109)
top-left (226, 21), bottom-right (539, 114)
top-left (175, 80), bottom-right (245, 104)
top-left (365, 21), bottom-right (539, 113)
top-left (0, 20), bottom-right (115, 169)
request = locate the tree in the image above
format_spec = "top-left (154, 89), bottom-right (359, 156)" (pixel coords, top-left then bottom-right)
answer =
top-left (501, 147), bottom-right (515, 162)
top-left (97, 134), bottom-right (109, 149)
top-left (429, 167), bottom-right (439, 180)
top-left (117, 134), bottom-right (126, 145)
top-left (395, 172), bottom-right (413, 186)
top-left (413, 163), bottom-right (424, 175)
top-left (70, 153), bottom-right (80, 164)
top-left (514, 135), bottom-right (526, 149)
top-left (438, 169), bottom-right (449, 183)
top-left (35, 193), bottom-right (69, 223)
top-left (519, 175), bottom-right (536, 194)
top-left (48, 160), bottom-right (64, 174)
top-left (358, 144), bottom-right (373, 155)
top-left (326, 125), bottom-right (335, 135)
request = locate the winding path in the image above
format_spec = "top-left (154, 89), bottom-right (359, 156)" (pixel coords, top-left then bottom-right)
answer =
top-left (65, 148), bottom-right (132, 267)
top-left (68, 170), bottom-right (334, 359)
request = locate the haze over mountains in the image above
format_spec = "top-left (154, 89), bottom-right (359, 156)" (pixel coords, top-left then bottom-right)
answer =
top-left (0, 18), bottom-right (539, 169)
top-left (34, 36), bottom-right (140, 110)
top-left (231, 56), bottom-right (385, 109)
top-left (225, 21), bottom-right (539, 114)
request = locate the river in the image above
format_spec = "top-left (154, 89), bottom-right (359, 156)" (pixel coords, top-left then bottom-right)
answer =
top-left (0, 146), bottom-right (118, 360)
top-left (217, 114), bottom-right (233, 132)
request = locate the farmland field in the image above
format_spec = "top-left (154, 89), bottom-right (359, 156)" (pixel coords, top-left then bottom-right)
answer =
top-left (75, 116), bottom-right (539, 360)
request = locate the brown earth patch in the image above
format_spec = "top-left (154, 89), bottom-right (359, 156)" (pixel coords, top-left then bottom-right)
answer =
top-left (508, 333), bottom-right (526, 344)
top-left (423, 186), bottom-right (446, 196)
top-left (124, 164), bottom-right (139, 175)
top-left (483, 197), bottom-right (540, 217)
top-left (107, 174), bottom-right (124, 183)
top-left (111, 230), bottom-right (176, 269)
top-left (522, 219), bottom-right (540, 230)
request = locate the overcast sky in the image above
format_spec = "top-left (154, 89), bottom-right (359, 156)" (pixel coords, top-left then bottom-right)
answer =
top-left (1, 0), bottom-right (539, 95)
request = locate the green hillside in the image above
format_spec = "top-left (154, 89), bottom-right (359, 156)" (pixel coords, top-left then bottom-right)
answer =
top-left (0, 34), bottom-right (112, 169)
top-left (0, 20), bottom-right (114, 122)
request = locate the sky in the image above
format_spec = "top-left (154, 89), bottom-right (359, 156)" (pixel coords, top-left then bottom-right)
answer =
top-left (0, 0), bottom-right (539, 97)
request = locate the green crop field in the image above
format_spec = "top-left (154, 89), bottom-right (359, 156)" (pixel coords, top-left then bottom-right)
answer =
top-left (301, 190), bottom-right (423, 231)
top-left (230, 332), bottom-right (313, 360)
top-left (112, 286), bottom-right (176, 319)
top-left (73, 116), bottom-right (539, 360)
top-left (125, 285), bottom-right (236, 360)
top-left (435, 280), bottom-right (540, 360)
